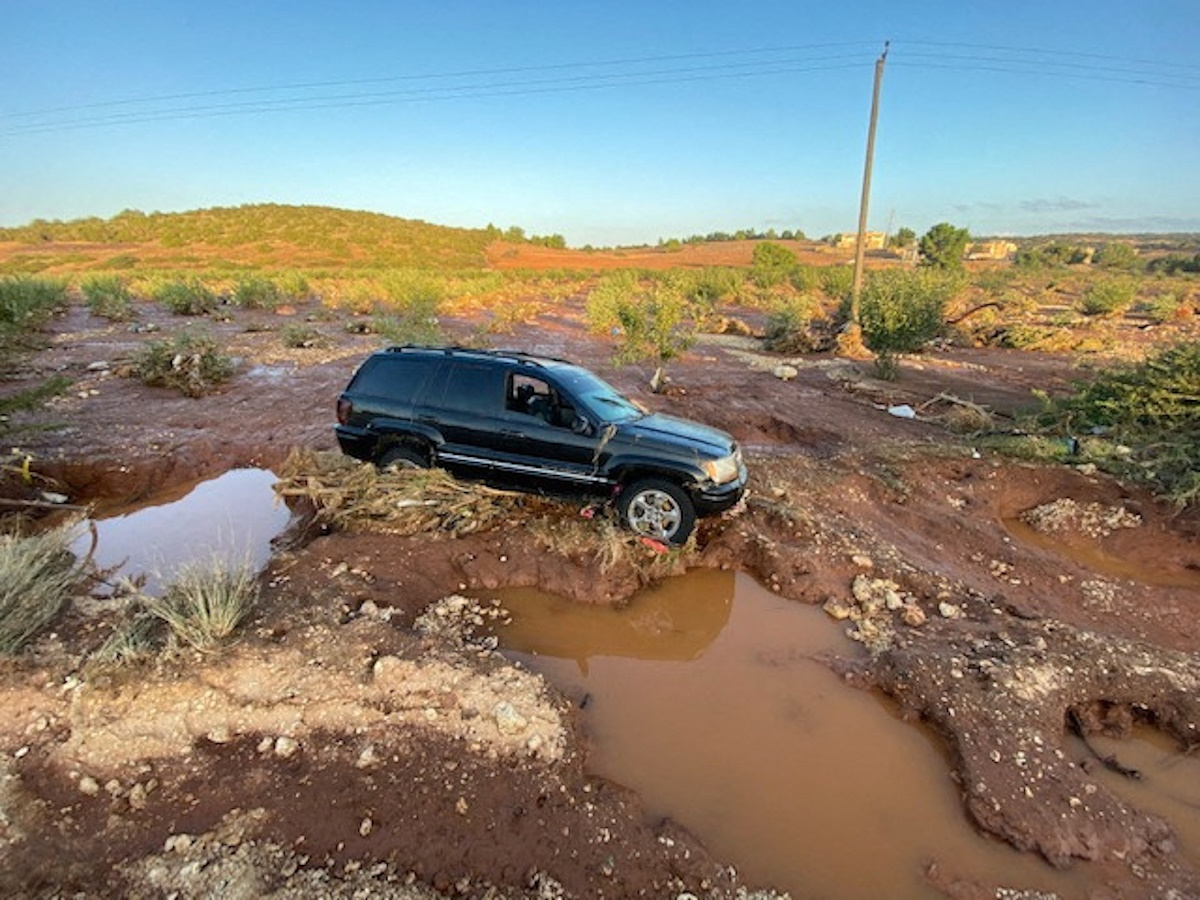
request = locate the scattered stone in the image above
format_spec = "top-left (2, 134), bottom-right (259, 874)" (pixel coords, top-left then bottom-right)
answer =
top-left (850, 554), bottom-right (874, 569)
top-left (455, 796), bottom-right (469, 815)
top-left (494, 702), bottom-right (527, 735)
top-left (359, 817), bottom-right (373, 837)
top-left (901, 603), bottom-right (927, 627)
top-left (938, 601), bottom-right (964, 619)
top-left (823, 597), bottom-right (854, 621)
top-left (772, 364), bottom-right (798, 381)
top-left (78, 775), bottom-right (100, 796)
top-left (273, 736), bottom-right (299, 759)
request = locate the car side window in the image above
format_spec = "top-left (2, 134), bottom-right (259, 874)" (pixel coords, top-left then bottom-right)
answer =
top-left (438, 362), bottom-right (504, 415)
top-left (507, 373), bottom-right (575, 428)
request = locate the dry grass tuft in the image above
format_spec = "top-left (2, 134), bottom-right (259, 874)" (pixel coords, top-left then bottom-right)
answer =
top-left (146, 561), bottom-right (258, 652)
top-left (0, 524), bottom-right (82, 654)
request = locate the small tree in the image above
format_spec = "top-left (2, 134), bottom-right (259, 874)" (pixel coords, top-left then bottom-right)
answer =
top-left (859, 269), bottom-right (963, 378)
top-left (891, 227), bottom-right (916, 249)
top-left (751, 241), bottom-right (798, 287)
top-left (587, 274), bottom-right (695, 392)
top-left (919, 223), bottom-right (970, 270)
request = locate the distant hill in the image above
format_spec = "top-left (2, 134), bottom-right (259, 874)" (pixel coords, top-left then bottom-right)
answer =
top-left (0, 204), bottom-right (495, 272)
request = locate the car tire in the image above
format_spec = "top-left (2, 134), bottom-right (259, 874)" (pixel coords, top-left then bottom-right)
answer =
top-left (378, 444), bottom-right (430, 471)
top-left (619, 478), bottom-right (695, 545)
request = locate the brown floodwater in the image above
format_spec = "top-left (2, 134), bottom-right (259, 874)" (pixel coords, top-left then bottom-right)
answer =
top-left (1004, 516), bottom-right (1200, 589)
top-left (490, 570), bottom-right (1105, 899)
top-left (70, 468), bottom-right (293, 594)
top-left (1073, 725), bottom-right (1200, 871)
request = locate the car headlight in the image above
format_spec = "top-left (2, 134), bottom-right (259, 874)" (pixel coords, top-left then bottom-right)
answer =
top-left (703, 452), bottom-right (741, 485)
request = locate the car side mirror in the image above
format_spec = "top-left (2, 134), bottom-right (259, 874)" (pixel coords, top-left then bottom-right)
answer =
top-left (571, 415), bottom-right (591, 436)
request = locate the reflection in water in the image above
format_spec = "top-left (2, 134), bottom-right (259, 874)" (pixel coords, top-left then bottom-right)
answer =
top-left (495, 570), bottom-right (732, 673)
top-left (493, 571), bottom-right (1093, 899)
top-left (71, 468), bottom-right (292, 594)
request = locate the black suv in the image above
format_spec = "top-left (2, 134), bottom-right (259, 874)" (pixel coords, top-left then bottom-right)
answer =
top-left (334, 346), bottom-right (747, 543)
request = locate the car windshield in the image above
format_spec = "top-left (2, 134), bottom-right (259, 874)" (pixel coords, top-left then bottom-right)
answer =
top-left (553, 367), bottom-right (644, 423)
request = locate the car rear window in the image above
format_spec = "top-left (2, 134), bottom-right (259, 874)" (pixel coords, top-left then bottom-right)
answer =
top-left (350, 355), bottom-right (436, 403)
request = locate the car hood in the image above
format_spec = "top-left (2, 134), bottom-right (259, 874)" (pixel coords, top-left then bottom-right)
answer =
top-left (616, 412), bottom-right (734, 457)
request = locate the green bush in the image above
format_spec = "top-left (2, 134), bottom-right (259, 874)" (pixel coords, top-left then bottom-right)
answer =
top-left (280, 323), bottom-right (325, 348)
top-left (751, 242), bottom-right (797, 288)
top-left (1024, 340), bottom-right (1200, 507)
top-left (82, 274), bottom-right (135, 321)
top-left (763, 297), bottom-right (817, 353)
top-left (276, 270), bottom-right (311, 300)
top-left (233, 275), bottom-right (282, 309)
top-left (154, 278), bottom-right (218, 315)
top-left (1077, 278), bottom-right (1137, 317)
top-left (134, 329), bottom-right (235, 396)
top-left (0, 524), bottom-right (81, 654)
top-left (818, 266), bottom-right (853, 303)
top-left (859, 269), bottom-right (963, 375)
top-left (0, 276), bottom-right (68, 330)
top-left (1139, 291), bottom-right (1190, 324)
top-left (1093, 242), bottom-right (1140, 270)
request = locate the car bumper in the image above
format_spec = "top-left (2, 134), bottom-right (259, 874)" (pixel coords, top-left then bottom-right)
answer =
top-left (334, 425), bottom-right (376, 462)
top-left (691, 468), bottom-right (748, 515)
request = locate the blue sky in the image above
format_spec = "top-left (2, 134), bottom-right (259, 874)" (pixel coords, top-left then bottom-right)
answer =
top-left (2, 1), bottom-right (1197, 246)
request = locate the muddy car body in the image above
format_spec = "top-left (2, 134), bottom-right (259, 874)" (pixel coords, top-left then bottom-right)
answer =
top-left (334, 346), bottom-right (747, 542)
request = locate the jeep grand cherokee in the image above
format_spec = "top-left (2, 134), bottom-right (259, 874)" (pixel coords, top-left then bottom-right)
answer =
top-left (334, 346), bottom-right (747, 543)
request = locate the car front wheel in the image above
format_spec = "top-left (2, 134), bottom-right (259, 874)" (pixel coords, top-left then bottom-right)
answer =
top-left (619, 478), bottom-right (696, 545)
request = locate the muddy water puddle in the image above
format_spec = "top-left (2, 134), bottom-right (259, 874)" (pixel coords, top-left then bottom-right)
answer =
top-left (1003, 517), bottom-right (1200, 590)
top-left (490, 571), bottom-right (1095, 899)
top-left (1073, 725), bottom-right (1200, 870)
top-left (71, 468), bottom-right (293, 594)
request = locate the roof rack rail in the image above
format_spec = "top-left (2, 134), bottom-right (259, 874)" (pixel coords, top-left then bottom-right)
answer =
top-left (382, 345), bottom-right (573, 367)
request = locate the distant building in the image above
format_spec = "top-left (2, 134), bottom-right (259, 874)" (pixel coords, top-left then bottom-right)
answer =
top-left (966, 240), bottom-right (1018, 260)
top-left (835, 231), bottom-right (887, 250)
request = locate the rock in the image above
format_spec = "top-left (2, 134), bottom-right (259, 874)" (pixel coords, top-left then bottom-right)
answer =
top-left (274, 736), bottom-right (299, 759)
top-left (86, 360), bottom-right (110, 372)
top-left (359, 817), bottom-right (373, 837)
top-left (901, 603), bottom-right (927, 627)
top-left (78, 775), bottom-right (100, 796)
top-left (772, 364), bottom-right (799, 381)
top-left (938, 601), bottom-right (965, 619)
top-left (823, 597), bottom-right (854, 620)
top-left (494, 702), bottom-right (527, 735)
top-left (850, 554), bottom-right (874, 569)
top-left (128, 782), bottom-right (149, 811)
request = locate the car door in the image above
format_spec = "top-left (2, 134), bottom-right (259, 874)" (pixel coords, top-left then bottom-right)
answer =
top-left (418, 360), bottom-right (509, 476)
top-left (494, 372), bottom-right (609, 492)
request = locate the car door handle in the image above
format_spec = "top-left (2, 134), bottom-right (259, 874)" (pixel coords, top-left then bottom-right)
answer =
top-left (500, 429), bottom-right (528, 439)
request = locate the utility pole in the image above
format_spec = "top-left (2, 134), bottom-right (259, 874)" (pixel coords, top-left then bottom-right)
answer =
top-left (850, 41), bottom-right (889, 325)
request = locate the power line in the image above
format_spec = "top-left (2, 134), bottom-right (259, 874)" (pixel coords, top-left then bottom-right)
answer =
top-left (0, 55), bottom-right (877, 137)
top-left (0, 41), bottom-right (881, 121)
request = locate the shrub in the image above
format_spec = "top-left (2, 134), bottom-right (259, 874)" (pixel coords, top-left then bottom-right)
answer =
top-left (154, 278), bottom-right (217, 315)
top-left (146, 559), bottom-right (258, 652)
top-left (763, 297), bottom-right (817, 353)
top-left (1139, 291), bottom-right (1191, 324)
top-left (371, 311), bottom-right (441, 346)
top-left (751, 242), bottom-right (797, 288)
top-left (585, 271), bottom-right (640, 334)
top-left (818, 266), bottom-right (854, 303)
top-left (859, 269), bottom-right (963, 376)
top-left (134, 329), bottom-right (235, 396)
top-left (1077, 278), bottom-right (1137, 317)
top-left (1024, 340), bottom-right (1200, 507)
top-left (82, 274), bottom-right (135, 321)
top-left (1093, 242), bottom-right (1140, 270)
top-left (280, 323), bottom-right (325, 348)
top-left (0, 524), bottom-right (81, 654)
top-left (276, 270), bottom-right (311, 300)
top-left (233, 275), bottom-right (282, 309)
top-left (0, 276), bottom-right (68, 331)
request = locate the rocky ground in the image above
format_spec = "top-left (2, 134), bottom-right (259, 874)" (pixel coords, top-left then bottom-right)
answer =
top-left (0, 295), bottom-right (1198, 898)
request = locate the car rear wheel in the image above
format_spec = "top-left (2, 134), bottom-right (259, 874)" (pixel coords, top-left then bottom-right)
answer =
top-left (619, 478), bottom-right (695, 545)
top-left (378, 445), bottom-right (430, 471)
